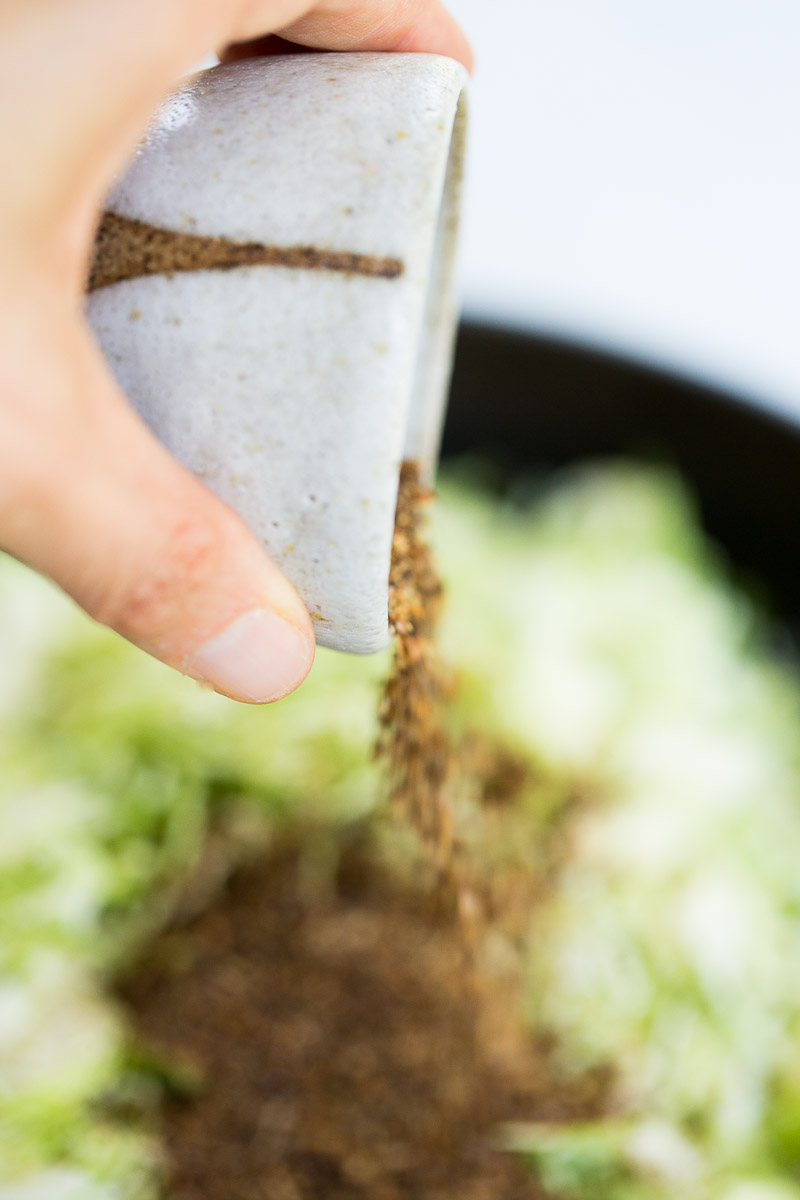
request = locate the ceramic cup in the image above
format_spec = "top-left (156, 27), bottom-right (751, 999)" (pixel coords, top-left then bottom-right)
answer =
top-left (87, 52), bottom-right (467, 654)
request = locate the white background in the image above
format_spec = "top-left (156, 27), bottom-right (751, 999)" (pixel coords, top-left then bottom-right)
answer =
top-left (449, 0), bottom-right (800, 422)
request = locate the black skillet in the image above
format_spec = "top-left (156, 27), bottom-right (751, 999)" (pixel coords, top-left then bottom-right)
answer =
top-left (442, 321), bottom-right (800, 625)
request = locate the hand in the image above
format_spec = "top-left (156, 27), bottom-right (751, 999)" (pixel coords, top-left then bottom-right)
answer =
top-left (0, 0), bottom-right (470, 704)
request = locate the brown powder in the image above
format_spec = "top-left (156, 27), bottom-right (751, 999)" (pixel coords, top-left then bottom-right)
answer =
top-left (117, 465), bottom-right (613, 1199)
top-left (121, 836), bottom-right (610, 1200)
top-left (375, 464), bottom-right (538, 927)
top-left (375, 461), bottom-right (454, 861)
top-left (374, 465), bottom-right (598, 961)
top-left (88, 211), bottom-right (404, 292)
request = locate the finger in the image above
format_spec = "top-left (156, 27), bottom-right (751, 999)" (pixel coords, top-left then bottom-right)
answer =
top-left (228, 0), bottom-right (473, 71)
top-left (0, 317), bottom-right (315, 704)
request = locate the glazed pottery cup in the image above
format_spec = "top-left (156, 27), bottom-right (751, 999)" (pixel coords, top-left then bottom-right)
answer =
top-left (87, 52), bottom-right (468, 653)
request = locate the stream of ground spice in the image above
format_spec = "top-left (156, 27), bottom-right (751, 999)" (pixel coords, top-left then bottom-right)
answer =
top-left (375, 462), bottom-right (535, 935)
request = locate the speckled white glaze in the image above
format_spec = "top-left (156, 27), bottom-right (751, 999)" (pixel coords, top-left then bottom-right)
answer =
top-left (87, 52), bottom-right (467, 653)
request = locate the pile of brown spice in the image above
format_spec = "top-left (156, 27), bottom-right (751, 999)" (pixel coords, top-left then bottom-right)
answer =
top-left (122, 835), bottom-right (610, 1200)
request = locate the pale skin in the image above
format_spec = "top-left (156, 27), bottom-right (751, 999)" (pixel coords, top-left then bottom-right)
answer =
top-left (0, 0), bottom-right (470, 704)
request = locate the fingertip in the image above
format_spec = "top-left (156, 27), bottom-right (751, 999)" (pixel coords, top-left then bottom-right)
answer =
top-left (186, 606), bottom-right (315, 704)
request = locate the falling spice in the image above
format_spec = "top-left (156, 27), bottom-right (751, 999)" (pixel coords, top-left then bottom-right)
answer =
top-left (375, 462), bottom-right (542, 950)
top-left (375, 460), bottom-right (454, 862)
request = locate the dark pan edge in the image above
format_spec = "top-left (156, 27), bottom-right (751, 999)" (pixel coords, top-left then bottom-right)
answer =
top-left (442, 321), bottom-right (800, 621)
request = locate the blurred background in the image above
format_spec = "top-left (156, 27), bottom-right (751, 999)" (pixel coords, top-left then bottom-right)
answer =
top-left (441, 0), bottom-right (800, 626)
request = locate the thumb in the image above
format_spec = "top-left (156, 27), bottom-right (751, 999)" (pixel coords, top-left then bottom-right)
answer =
top-left (0, 319), bottom-right (315, 703)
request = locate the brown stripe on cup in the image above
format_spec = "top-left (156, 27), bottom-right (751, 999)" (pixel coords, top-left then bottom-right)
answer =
top-left (88, 212), bottom-right (404, 292)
